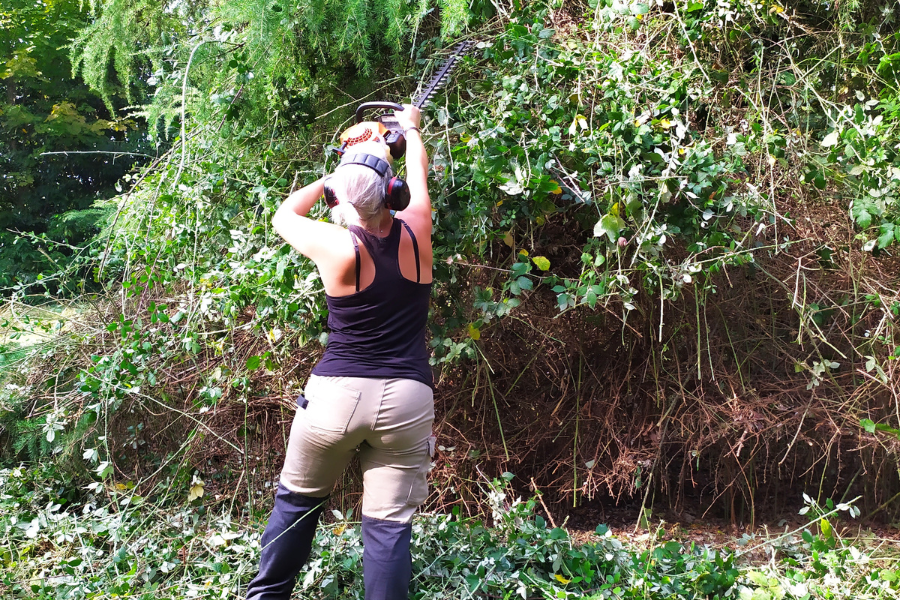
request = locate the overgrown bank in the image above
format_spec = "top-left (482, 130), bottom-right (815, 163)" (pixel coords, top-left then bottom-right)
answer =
top-left (2, 0), bottom-right (900, 543)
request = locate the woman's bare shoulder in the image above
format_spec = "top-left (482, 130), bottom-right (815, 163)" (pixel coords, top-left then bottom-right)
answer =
top-left (273, 212), bottom-right (355, 264)
top-left (396, 211), bottom-right (432, 243)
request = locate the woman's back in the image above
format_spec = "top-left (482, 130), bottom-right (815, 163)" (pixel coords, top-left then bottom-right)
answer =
top-left (313, 218), bottom-right (433, 388)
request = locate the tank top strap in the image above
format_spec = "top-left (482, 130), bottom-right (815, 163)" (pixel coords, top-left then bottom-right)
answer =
top-left (348, 230), bottom-right (361, 292)
top-left (396, 218), bottom-right (421, 283)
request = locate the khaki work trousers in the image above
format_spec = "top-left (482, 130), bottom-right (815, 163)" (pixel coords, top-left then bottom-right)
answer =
top-left (280, 375), bottom-right (435, 523)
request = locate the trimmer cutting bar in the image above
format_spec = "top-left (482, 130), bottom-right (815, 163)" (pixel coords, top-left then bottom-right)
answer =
top-left (413, 40), bottom-right (475, 108)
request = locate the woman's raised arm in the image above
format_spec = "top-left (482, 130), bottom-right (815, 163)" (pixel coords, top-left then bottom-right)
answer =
top-left (393, 105), bottom-right (431, 236)
top-left (272, 178), bottom-right (345, 262)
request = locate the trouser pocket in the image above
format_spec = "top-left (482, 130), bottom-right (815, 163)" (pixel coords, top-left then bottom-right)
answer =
top-left (406, 435), bottom-right (436, 507)
top-left (304, 376), bottom-right (361, 435)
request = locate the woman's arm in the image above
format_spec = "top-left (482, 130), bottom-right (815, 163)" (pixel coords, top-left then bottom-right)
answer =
top-left (271, 178), bottom-right (346, 261)
top-left (393, 105), bottom-right (431, 235)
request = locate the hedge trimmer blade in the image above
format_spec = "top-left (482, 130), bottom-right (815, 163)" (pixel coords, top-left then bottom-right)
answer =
top-left (413, 40), bottom-right (475, 108)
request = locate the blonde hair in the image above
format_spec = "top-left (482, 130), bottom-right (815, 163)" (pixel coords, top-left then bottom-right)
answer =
top-left (329, 141), bottom-right (393, 231)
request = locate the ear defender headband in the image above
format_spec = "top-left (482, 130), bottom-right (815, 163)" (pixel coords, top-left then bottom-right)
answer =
top-left (323, 152), bottom-right (411, 212)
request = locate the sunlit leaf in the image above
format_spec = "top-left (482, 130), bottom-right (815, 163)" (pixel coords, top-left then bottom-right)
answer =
top-left (188, 483), bottom-right (204, 502)
top-left (821, 130), bottom-right (840, 147)
top-left (594, 214), bottom-right (625, 242)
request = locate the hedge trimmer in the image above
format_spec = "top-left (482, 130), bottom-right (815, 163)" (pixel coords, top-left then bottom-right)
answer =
top-left (333, 40), bottom-right (475, 160)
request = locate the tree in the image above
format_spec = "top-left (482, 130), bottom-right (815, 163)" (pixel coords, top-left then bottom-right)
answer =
top-left (0, 0), bottom-right (149, 289)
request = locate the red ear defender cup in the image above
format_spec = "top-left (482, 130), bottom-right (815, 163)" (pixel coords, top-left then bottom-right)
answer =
top-left (385, 177), bottom-right (411, 211)
top-left (323, 177), bottom-right (339, 208)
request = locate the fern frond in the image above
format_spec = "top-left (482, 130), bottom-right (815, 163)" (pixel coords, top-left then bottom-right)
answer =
top-left (439, 0), bottom-right (469, 38)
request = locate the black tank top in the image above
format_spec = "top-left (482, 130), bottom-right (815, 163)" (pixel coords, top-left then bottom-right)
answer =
top-left (311, 218), bottom-right (433, 389)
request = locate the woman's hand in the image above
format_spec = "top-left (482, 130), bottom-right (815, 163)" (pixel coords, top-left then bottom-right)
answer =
top-left (395, 105), bottom-right (421, 131)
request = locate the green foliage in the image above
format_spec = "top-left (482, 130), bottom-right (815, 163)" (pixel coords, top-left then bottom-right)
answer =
top-left (0, 465), bottom-right (741, 600)
top-left (670, 0), bottom-right (900, 249)
top-left (13, 0), bottom-right (896, 464)
top-left (0, 0), bottom-right (149, 291)
top-left (69, 0), bottom-right (174, 110)
top-left (63, 0), bottom-right (893, 373)
top-left (3, 0), bottom-right (900, 550)
top-left (1, 465), bottom-right (892, 600)
top-left (742, 495), bottom-right (876, 599)
top-left (423, 6), bottom-right (769, 334)
top-left (72, 0), bottom-right (480, 141)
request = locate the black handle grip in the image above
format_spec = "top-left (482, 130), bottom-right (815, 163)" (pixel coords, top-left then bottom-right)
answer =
top-left (356, 102), bottom-right (404, 123)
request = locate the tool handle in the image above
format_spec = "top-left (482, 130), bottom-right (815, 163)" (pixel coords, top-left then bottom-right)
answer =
top-left (356, 102), bottom-right (404, 123)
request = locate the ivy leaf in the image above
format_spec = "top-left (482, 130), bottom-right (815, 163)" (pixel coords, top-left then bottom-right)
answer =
top-left (499, 180), bottom-right (524, 195)
top-left (813, 174), bottom-right (827, 190)
top-left (820, 518), bottom-right (832, 538)
top-left (537, 178), bottom-right (562, 194)
top-left (851, 203), bottom-right (873, 228)
top-left (631, 3), bottom-right (649, 14)
top-left (568, 115), bottom-right (587, 136)
top-left (821, 130), bottom-right (840, 147)
top-left (594, 214), bottom-right (625, 242)
top-left (96, 461), bottom-right (113, 478)
top-left (532, 256), bottom-right (551, 271)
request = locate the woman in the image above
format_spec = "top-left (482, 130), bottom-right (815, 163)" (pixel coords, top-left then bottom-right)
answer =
top-left (246, 105), bottom-right (434, 600)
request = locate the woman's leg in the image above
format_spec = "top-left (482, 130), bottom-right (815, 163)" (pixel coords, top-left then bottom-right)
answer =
top-left (358, 377), bottom-right (434, 600)
top-left (247, 376), bottom-right (365, 599)
top-left (361, 516), bottom-right (413, 600)
top-left (246, 483), bottom-right (328, 600)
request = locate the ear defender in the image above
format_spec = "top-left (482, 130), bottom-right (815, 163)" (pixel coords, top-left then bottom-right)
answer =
top-left (384, 176), bottom-right (410, 211)
top-left (325, 152), bottom-right (409, 211)
top-left (323, 176), bottom-right (339, 208)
